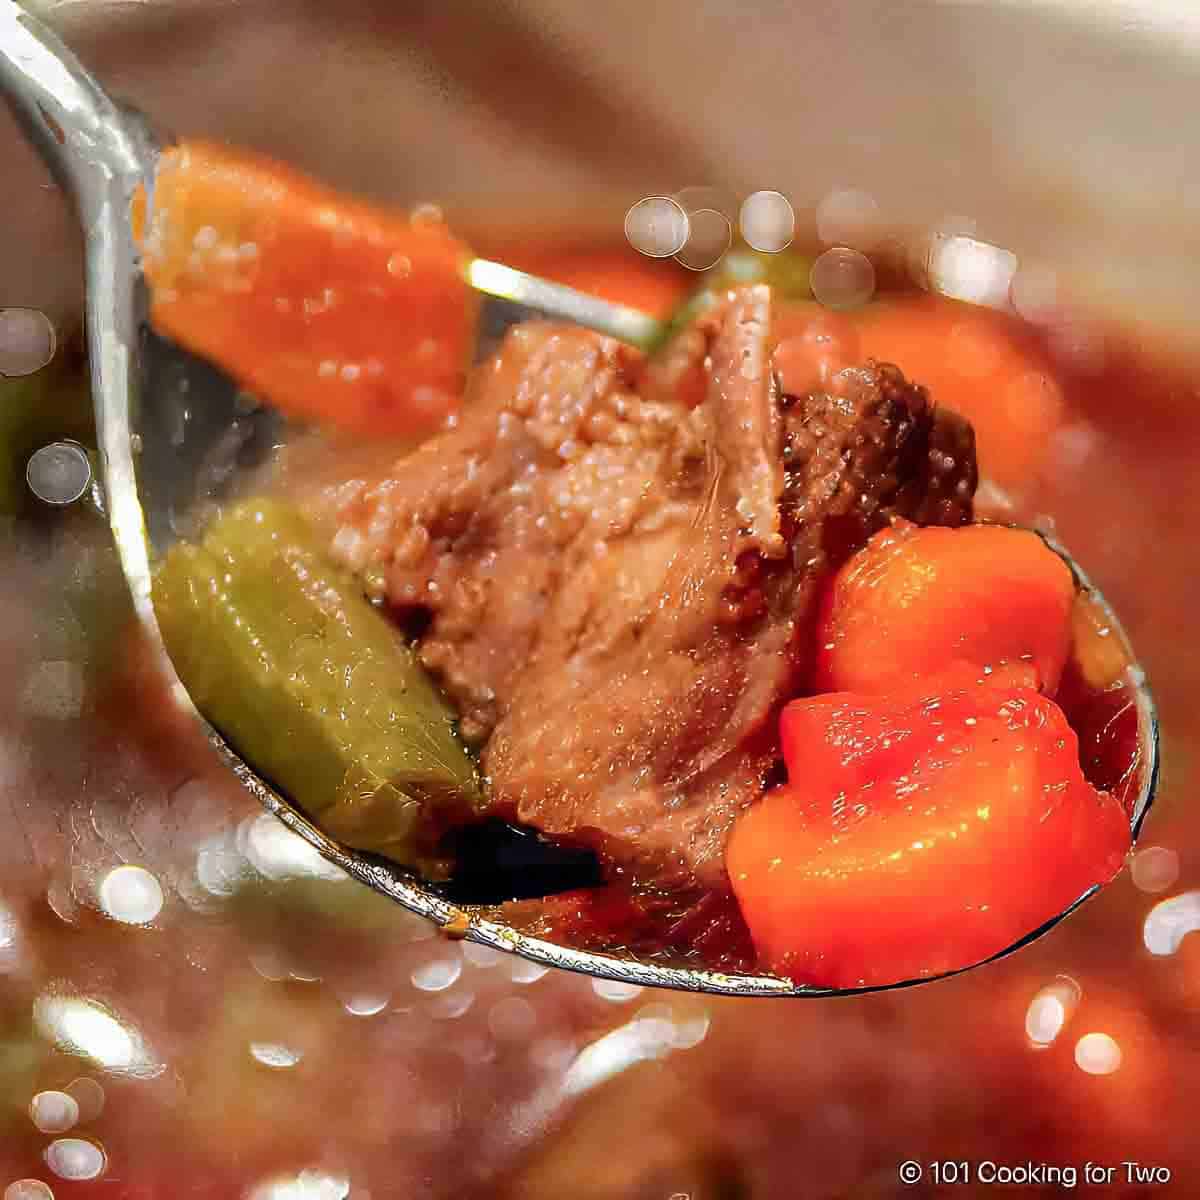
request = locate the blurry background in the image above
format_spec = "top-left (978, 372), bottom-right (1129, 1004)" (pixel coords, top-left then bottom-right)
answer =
top-left (2, 0), bottom-right (1200, 1195)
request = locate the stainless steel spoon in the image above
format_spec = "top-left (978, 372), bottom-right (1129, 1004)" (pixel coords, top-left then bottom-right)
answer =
top-left (0, 0), bottom-right (1159, 996)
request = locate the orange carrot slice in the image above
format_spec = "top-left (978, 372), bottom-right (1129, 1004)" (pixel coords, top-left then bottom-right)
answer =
top-left (137, 139), bottom-right (476, 436)
top-left (727, 674), bottom-right (1129, 989)
top-left (815, 520), bottom-right (1076, 696)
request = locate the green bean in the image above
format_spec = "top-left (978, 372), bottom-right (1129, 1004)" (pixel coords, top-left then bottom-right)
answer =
top-left (153, 499), bottom-right (482, 877)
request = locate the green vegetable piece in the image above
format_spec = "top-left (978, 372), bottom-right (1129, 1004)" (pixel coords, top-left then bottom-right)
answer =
top-left (152, 498), bottom-right (483, 877)
top-left (649, 245), bottom-right (814, 354)
top-left (716, 246), bottom-right (815, 299)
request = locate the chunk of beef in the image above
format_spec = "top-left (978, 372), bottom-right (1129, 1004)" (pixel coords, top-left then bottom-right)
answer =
top-left (779, 361), bottom-right (977, 575)
top-left (328, 286), bottom-right (978, 896)
top-left (327, 323), bottom-right (702, 741)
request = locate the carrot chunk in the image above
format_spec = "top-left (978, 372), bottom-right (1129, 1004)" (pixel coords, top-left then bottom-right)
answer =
top-left (137, 139), bottom-right (476, 436)
top-left (727, 675), bottom-right (1130, 989)
top-left (815, 521), bottom-right (1076, 696)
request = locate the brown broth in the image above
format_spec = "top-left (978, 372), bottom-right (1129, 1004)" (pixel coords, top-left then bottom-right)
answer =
top-left (1056, 590), bottom-right (1146, 818)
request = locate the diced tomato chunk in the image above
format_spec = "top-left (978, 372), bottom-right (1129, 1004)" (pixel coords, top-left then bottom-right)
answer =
top-left (137, 140), bottom-right (476, 437)
top-left (815, 521), bottom-right (1075, 696)
top-left (727, 675), bottom-right (1130, 989)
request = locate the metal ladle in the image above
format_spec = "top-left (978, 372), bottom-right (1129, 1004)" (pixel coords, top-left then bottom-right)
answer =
top-left (0, 0), bottom-right (1159, 996)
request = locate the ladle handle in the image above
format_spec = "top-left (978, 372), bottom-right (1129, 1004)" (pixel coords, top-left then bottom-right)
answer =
top-left (0, 1), bottom-right (151, 210)
top-left (0, 0), bottom-right (157, 623)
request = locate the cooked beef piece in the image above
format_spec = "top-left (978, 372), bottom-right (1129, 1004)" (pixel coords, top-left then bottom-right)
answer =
top-left (327, 319), bottom-right (704, 742)
top-left (328, 286), bottom-right (978, 894)
top-left (780, 360), bottom-right (977, 573)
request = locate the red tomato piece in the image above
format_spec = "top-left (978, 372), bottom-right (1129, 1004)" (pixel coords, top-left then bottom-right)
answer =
top-left (726, 675), bottom-right (1130, 989)
top-left (815, 520), bottom-right (1076, 696)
